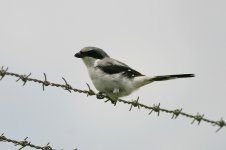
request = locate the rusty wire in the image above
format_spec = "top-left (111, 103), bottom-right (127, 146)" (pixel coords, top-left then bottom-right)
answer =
top-left (0, 66), bottom-right (225, 133)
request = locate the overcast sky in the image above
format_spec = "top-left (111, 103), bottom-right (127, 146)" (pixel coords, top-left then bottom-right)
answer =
top-left (0, 0), bottom-right (226, 150)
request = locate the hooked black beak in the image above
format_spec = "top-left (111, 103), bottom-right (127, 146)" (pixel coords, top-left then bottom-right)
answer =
top-left (74, 52), bottom-right (84, 58)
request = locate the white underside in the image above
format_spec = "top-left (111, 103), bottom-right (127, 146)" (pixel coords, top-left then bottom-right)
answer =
top-left (87, 66), bottom-right (152, 99)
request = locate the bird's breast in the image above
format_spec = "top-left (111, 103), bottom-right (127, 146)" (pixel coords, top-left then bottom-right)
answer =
top-left (87, 67), bottom-right (137, 97)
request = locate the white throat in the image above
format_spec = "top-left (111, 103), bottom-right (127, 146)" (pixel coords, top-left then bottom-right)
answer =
top-left (82, 57), bottom-right (97, 68)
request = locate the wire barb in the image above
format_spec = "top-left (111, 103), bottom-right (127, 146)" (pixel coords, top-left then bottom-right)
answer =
top-left (0, 68), bottom-right (225, 132)
top-left (42, 73), bottom-right (50, 91)
top-left (191, 113), bottom-right (205, 125)
top-left (0, 133), bottom-right (5, 142)
top-left (86, 83), bottom-right (95, 96)
top-left (0, 66), bottom-right (8, 80)
top-left (172, 108), bottom-right (183, 119)
top-left (214, 118), bottom-right (226, 132)
top-left (18, 137), bottom-right (29, 150)
top-left (62, 77), bottom-right (72, 93)
top-left (149, 103), bottom-right (161, 116)
top-left (16, 73), bottom-right (31, 86)
top-left (129, 97), bottom-right (140, 111)
top-left (42, 142), bottom-right (53, 150)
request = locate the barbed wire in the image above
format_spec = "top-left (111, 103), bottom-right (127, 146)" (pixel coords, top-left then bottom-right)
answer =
top-left (0, 133), bottom-right (54, 150)
top-left (0, 66), bottom-right (225, 132)
top-left (0, 133), bottom-right (78, 150)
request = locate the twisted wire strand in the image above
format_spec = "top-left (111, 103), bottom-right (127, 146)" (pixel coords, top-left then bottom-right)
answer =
top-left (0, 134), bottom-right (54, 150)
top-left (0, 66), bottom-right (225, 132)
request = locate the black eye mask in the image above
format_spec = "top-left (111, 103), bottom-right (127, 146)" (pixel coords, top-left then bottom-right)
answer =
top-left (81, 50), bottom-right (105, 59)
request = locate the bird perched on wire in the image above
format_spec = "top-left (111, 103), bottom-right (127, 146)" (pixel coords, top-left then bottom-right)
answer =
top-left (75, 47), bottom-right (194, 101)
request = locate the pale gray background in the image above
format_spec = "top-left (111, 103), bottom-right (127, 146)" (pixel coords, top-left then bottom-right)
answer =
top-left (0, 0), bottom-right (226, 150)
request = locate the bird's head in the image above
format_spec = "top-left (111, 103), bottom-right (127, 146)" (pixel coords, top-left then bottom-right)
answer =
top-left (75, 47), bottom-right (109, 67)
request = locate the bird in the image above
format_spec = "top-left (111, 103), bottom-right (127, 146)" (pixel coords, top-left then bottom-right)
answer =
top-left (75, 47), bottom-right (194, 101)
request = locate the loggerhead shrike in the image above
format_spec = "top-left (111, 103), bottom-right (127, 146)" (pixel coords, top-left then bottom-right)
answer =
top-left (75, 47), bottom-right (194, 100)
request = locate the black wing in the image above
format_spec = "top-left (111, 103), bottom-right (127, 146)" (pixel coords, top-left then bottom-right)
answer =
top-left (96, 58), bottom-right (144, 78)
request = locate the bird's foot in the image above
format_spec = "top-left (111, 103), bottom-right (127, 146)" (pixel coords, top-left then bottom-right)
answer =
top-left (106, 97), bottom-right (118, 106)
top-left (96, 92), bottom-right (118, 106)
top-left (96, 92), bottom-right (105, 99)
top-left (110, 99), bottom-right (118, 106)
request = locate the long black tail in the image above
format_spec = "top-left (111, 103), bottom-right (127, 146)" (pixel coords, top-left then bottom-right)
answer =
top-left (151, 74), bottom-right (195, 81)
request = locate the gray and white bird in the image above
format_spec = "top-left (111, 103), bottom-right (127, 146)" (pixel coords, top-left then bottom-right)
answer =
top-left (75, 47), bottom-right (194, 100)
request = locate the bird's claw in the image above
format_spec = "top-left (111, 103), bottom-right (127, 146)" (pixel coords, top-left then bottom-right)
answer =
top-left (96, 92), bottom-right (105, 99)
top-left (110, 99), bottom-right (117, 105)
